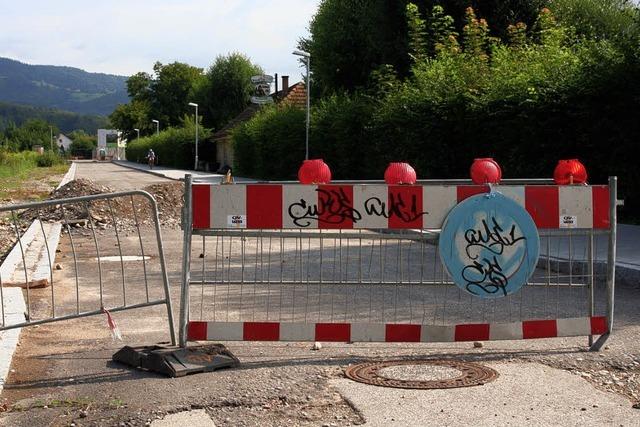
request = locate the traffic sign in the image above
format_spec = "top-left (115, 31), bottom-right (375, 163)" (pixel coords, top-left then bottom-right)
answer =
top-left (439, 192), bottom-right (540, 299)
top-left (250, 96), bottom-right (274, 105)
top-left (251, 75), bottom-right (274, 84)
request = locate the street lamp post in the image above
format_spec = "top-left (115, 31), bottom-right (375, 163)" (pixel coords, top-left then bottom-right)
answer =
top-left (188, 102), bottom-right (199, 170)
top-left (134, 128), bottom-right (140, 140)
top-left (292, 50), bottom-right (311, 160)
top-left (49, 126), bottom-right (54, 151)
top-left (152, 119), bottom-right (159, 135)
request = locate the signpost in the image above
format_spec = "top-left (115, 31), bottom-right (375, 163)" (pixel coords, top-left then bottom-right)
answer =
top-left (250, 75), bottom-right (274, 105)
top-left (439, 192), bottom-right (540, 299)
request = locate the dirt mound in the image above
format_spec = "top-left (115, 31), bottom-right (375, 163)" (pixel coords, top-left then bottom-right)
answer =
top-left (19, 179), bottom-right (184, 229)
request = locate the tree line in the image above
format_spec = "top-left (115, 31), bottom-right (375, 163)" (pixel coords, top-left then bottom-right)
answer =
top-left (110, 53), bottom-right (262, 141)
top-left (1, 118), bottom-right (97, 156)
top-left (232, 0), bottom-right (640, 221)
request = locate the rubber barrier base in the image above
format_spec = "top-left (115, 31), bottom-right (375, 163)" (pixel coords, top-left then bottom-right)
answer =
top-left (112, 343), bottom-right (240, 377)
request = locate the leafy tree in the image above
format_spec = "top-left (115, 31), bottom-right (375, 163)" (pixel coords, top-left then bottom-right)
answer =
top-left (300, 0), bottom-right (411, 95)
top-left (302, 0), bottom-right (547, 95)
top-left (109, 100), bottom-right (151, 140)
top-left (126, 72), bottom-right (153, 99)
top-left (150, 61), bottom-right (204, 127)
top-left (68, 129), bottom-right (97, 156)
top-left (2, 119), bottom-right (57, 151)
top-left (194, 53), bottom-right (263, 130)
top-left (548, 0), bottom-right (640, 43)
top-left (109, 62), bottom-right (203, 137)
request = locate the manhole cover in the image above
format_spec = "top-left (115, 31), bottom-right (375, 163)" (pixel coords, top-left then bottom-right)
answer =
top-left (345, 360), bottom-right (498, 390)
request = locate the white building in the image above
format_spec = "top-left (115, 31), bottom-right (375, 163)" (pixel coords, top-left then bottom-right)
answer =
top-left (56, 133), bottom-right (73, 151)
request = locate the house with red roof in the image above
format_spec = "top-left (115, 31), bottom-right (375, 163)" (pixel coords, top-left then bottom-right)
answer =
top-left (209, 75), bottom-right (307, 172)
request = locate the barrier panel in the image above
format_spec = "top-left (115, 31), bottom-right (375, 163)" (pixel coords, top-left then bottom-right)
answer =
top-left (179, 176), bottom-right (617, 351)
top-left (0, 191), bottom-right (175, 345)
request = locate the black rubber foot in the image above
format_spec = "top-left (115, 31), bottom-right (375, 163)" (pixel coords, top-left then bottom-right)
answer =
top-left (113, 343), bottom-right (240, 377)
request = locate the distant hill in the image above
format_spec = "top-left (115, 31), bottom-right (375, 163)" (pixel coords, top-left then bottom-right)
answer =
top-left (0, 57), bottom-right (129, 116)
top-left (0, 101), bottom-right (109, 134)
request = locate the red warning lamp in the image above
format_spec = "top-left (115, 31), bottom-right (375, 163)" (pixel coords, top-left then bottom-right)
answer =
top-left (470, 158), bottom-right (502, 185)
top-left (298, 159), bottom-right (332, 184)
top-left (384, 162), bottom-right (417, 185)
top-left (554, 159), bottom-right (587, 185)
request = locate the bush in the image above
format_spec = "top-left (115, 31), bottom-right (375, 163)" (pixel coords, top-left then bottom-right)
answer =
top-left (0, 149), bottom-right (39, 178)
top-left (232, 4), bottom-right (640, 220)
top-left (36, 151), bottom-right (64, 167)
top-left (232, 105), bottom-right (305, 179)
top-left (309, 93), bottom-right (378, 179)
top-left (125, 122), bottom-right (211, 170)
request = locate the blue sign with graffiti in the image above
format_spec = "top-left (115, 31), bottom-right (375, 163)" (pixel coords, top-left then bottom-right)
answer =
top-left (439, 192), bottom-right (540, 299)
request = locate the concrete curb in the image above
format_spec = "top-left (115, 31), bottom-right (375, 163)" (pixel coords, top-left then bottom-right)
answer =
top-left (0, 221), bottom-right (40, 281)
top-left (56, 161), bottom-right (77, 190)
top-left (0, 288), bottom-right (26, 394)
top-left (0, 162), bottom-right (74, 394)
top-left (0, 221), bottom-right (63, 395)
top-left (112, 160), bottom-right (183, 181)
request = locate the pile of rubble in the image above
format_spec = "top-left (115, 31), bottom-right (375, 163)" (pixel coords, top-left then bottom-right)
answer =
top-left (19, 179), bottom-right (184, 230)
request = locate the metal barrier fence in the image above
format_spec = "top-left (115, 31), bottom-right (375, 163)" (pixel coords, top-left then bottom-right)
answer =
top-left (179, 176), bottom-right (617, 351)
top-left (0, 191), bottom-right (175, 345)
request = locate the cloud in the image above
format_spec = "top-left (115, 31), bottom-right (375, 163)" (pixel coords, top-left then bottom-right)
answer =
top-left (0, 0), bottom-right (319, 80)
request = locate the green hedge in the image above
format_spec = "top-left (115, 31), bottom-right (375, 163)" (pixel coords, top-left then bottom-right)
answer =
top-left (232, 105), bottom-right (305, 179)
top-left (231, 6), bottom-right (640, 220)
top-left (125, 123), bottom-right (211, 169)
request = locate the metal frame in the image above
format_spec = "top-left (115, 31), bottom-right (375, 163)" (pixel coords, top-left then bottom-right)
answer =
top-left (0, 190), bottom-right (176, 345)
top-left (178, 176), bottom-right (618, 350)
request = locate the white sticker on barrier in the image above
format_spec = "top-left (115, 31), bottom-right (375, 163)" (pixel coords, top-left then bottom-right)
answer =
top-left (227, 215), bottom-right (247, 228)
top-left (560, 215), bottom-right (577, 228)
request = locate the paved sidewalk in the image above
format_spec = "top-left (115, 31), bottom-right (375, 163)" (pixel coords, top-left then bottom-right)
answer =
top-left (112, 160), bottom-right (256, 183)
top-left (332, 362), bottom-right (639, 426)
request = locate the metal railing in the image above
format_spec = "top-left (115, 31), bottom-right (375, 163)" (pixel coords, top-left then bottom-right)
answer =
top-left (0, 190), bottom-right (176, 345)
top-left (178, 176), bottom-right (618, 350)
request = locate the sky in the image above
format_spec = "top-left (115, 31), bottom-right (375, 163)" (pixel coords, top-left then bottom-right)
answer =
top-left (0, 0), bottom-right (320, 83)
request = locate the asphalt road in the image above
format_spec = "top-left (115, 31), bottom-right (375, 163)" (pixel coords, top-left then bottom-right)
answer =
top-left (1, 162), bottom-right (639, 426)
top-left (74, 161), bottom-right (172, 191)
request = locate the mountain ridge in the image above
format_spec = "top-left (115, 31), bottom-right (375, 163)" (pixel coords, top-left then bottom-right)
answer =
top-left (0, 57), bottom-right (129, 116)
top-left (0, 101), bottom-right (109, 134)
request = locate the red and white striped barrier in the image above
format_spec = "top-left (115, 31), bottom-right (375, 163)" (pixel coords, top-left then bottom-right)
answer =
top-left (191, 184), bottom-right (610, 230)
top-left (187, 316), bottom-right (607, 342)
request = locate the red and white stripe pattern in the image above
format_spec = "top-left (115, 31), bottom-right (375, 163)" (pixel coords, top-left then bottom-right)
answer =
top-left (191, 184), bottom-right (610, 230)
top-left (187, 316), bottom-right (607, 342)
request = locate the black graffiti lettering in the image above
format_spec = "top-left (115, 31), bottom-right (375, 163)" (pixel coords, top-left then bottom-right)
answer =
top-left (464, 217), bottom-right (525, 259)
top-left (460, 217), bottom-right (527, 295)
top-left (288, 198), bottom-right (317, 227)
top-left (287, 188), bottom-right (362, 227)
top-left (462, 256), bottom-right (509, 296)
top-left (317, 188), bottom-right (362, 224)
top-left (364, 197), bottom-right (387, 217)
top-left (364, 193), bottom-right (427, 222)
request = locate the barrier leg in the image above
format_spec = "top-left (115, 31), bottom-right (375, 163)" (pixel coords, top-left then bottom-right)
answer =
top-left (179, 174), bottom-right (193, 348)
top-left (590, 176), bottom-right (617, 351)
top-left (150, 194), bottom-right (177, 346)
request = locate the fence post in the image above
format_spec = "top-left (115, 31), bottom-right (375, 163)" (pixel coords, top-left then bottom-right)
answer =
top-left (148, 193), bottom-right (177, 346)
top-left (590, 176), bottom-right (617, 351)
top-left (606, 176), bottom-right (617, 334)
top-left (179, 174), bottom-right (193, 348)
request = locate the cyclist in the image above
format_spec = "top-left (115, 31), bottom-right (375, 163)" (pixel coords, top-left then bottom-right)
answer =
top-left (146, 149), bottom-right (156, 169)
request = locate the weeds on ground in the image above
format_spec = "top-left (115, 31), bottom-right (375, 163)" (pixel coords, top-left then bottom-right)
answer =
top-left (0, 149), bottom-right (68, 200)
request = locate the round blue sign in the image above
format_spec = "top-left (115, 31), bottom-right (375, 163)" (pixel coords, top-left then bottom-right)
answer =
top-left (439, 192), bottom-right (540, 299)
